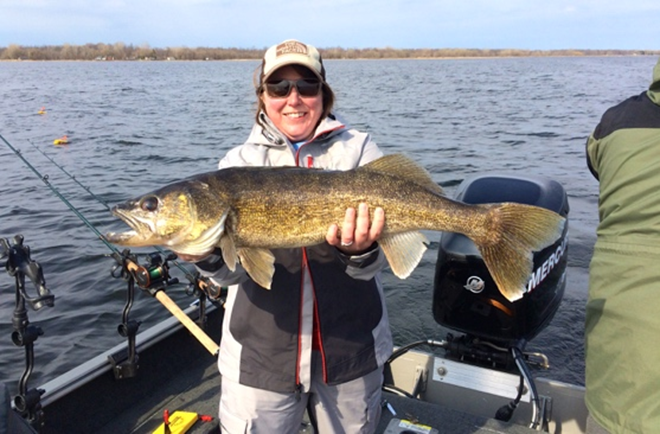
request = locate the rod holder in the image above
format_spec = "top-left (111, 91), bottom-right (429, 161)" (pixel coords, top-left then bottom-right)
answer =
top-left (2, 235), bottom-right (55, 432)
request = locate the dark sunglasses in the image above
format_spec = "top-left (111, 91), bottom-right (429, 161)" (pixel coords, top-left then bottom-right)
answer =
top-left (264, 79), bottom-right (322, 98)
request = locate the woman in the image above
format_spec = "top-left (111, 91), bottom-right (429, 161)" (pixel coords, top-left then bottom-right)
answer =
top-left (193, 39), bottom-right (392, 433)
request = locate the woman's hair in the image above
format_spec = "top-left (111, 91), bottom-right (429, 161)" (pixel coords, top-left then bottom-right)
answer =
top-left (253, 63), bottom-right (336, 133)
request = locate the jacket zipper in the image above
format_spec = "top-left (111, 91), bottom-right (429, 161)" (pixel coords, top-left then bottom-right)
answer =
top-left (294, 249), bottom-right (307, 399)
top-left (311, 276), bottom-right (328, 383)
top-left (292, 135), bottom-right (337, 395)
top-left (293, 124), bottom-right (344, 168)
top-left (296, 248), bottom-right (328, 388)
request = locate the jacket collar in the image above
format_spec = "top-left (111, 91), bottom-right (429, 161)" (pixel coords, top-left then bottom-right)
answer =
top-left (250, 112), bottom-right (346, 147)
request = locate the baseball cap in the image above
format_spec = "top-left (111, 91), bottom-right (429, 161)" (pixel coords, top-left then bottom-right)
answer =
top-left (262, 39), bottom-right (325, 82)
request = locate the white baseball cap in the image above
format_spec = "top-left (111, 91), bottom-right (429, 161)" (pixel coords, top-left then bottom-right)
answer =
top-left (262, 39), bottom-right (325, 82)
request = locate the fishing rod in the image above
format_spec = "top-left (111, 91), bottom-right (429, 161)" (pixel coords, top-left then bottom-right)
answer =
top-left (25, 138), bottom-right (226, 317)
top-left (26, 139), bottom-right (225, 304)
top-left (26, 138), bottom-right (225, 295)
top-left (1, 133), bottom-right (219, 356)
top-left (2, 135), bottom-right (116, 253)
top-left (24, 138), bottom-right (199, 285)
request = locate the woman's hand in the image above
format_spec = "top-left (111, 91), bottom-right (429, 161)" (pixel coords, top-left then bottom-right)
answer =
top-left (326, 203), bottom-right (385, 254)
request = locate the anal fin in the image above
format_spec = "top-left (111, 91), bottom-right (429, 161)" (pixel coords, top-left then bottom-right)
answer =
top-left (379, 231), bottom-right (429, 278)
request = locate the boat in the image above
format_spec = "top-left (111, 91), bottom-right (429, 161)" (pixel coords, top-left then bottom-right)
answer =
top-left (1, 173), bottom-right (587, 434)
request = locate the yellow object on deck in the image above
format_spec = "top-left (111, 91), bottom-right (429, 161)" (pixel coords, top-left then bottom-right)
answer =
top-left (152, 411), bottom-right (198, 434)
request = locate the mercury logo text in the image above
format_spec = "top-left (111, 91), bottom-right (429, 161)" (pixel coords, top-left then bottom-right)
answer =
top-left (526, 237), bottom-right (567, 294)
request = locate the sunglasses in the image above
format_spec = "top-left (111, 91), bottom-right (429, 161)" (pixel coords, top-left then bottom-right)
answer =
top-left (264, 79), bottom-right (322, 98)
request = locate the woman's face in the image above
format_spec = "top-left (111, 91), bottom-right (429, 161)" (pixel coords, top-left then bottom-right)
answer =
top-left (262, 65), bottom-right (323, 143)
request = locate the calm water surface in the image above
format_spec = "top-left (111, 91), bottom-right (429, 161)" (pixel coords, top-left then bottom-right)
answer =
top-left (1, 56), bottom-right (657, 390)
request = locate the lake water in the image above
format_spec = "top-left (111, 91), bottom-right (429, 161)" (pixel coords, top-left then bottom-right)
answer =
top-left (1, 56), bottom-right (658, 391)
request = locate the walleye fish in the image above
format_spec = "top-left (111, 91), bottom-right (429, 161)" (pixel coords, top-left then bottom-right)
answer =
top-left (105, 154), bottom-right (565, 301)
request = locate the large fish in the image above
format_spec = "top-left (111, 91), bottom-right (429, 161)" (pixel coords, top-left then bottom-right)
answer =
top-left (105, 154), bottom-right (565, 301)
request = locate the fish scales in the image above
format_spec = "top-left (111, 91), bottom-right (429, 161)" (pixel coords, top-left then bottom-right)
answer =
top-left (105, 154), bottom-right (565, 301)
top-left (203, 166), bottom-right (484, 248)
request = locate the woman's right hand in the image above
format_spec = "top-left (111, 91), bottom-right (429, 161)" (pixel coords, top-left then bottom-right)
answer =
top-left (326, 203), bottom-right (385, 255)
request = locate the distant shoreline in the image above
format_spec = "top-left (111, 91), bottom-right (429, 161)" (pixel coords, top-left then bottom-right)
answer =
top-left (1, 43), bottom-right (658, 61)
top-left (2, 55), bottom-right (658, 63)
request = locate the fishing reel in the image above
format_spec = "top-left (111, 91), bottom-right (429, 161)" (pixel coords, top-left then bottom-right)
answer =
top-left (130, 252), bottom-right (179, 295)
top-left (186, 274), bottom-right (226, 303)
top-left (111, 250), bottom-right (179, 295)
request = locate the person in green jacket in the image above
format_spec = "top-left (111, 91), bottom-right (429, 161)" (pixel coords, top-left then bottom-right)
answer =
top-left (585, 57), bottom-right (660, 434)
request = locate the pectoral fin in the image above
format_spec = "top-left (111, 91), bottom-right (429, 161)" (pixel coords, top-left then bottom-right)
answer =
top-left (379, 231), bottom-right (429, 278)
top-left (238, 248), bottom-right (276, 289)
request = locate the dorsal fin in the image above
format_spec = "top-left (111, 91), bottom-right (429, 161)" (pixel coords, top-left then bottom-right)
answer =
top-left (360, 154), bottom-right (443, 195)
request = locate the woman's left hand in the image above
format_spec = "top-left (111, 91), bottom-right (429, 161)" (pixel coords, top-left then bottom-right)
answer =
top-left (326, 203), bottom-right (385, 254)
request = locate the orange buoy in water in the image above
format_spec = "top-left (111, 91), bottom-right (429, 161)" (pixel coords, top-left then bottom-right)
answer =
top-left (53, 135), bottom-right (69, 145)
top-left (38, 107), bottom-right (46, 115)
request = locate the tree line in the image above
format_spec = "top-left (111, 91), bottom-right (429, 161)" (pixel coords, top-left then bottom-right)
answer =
top-left (1, 42), bottom-right (658, 61)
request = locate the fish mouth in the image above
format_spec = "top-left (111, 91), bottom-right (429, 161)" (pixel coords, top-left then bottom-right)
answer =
top-left (104, 206), bottom-right (157, 246)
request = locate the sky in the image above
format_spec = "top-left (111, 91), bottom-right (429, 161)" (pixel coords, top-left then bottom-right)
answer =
top-left (1, 0), bottom-right (659, 51)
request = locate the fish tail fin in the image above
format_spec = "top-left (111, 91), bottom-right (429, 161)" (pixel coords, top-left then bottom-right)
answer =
top-left (477, 203), bottom-right (565, 302)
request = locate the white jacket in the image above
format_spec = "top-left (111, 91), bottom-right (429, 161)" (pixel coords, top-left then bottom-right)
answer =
top-left (197, 112), bottom-right (393, 393)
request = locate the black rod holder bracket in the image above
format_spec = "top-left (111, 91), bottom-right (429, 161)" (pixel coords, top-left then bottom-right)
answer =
top-left (2, 235), bottom-right (55, 432)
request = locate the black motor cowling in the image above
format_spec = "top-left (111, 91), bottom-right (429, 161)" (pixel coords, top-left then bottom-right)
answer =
top-left (433, 174), bottom-right (569, 345)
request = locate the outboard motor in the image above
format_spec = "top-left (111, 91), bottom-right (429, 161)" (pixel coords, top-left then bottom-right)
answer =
top-left (383, 175), bottom-right (568, 430)
top-left (433, 174), bottom-right (569, 346)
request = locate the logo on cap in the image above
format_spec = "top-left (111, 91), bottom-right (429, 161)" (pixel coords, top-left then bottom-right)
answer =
top-left (276, 41), bottom-right (308, 57)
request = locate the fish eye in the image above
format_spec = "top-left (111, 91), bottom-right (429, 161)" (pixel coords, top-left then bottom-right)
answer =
top-left (139, 196), bottom-right (160, 212)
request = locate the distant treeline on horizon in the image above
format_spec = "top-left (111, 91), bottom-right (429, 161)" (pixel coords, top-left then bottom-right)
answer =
top-left (1, 43), bottom-right (659, 61)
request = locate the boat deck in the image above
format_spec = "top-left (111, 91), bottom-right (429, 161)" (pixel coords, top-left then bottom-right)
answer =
top-left (90, 358), bottom-right (541, 434)
top-left (5, 305), bottom-right (554, 434)
top-left (46, 354), bottom-right (540, 434)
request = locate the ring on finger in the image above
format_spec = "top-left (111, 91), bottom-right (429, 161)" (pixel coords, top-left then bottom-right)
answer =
top-left (340, 240), bottom-right (354, 247)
